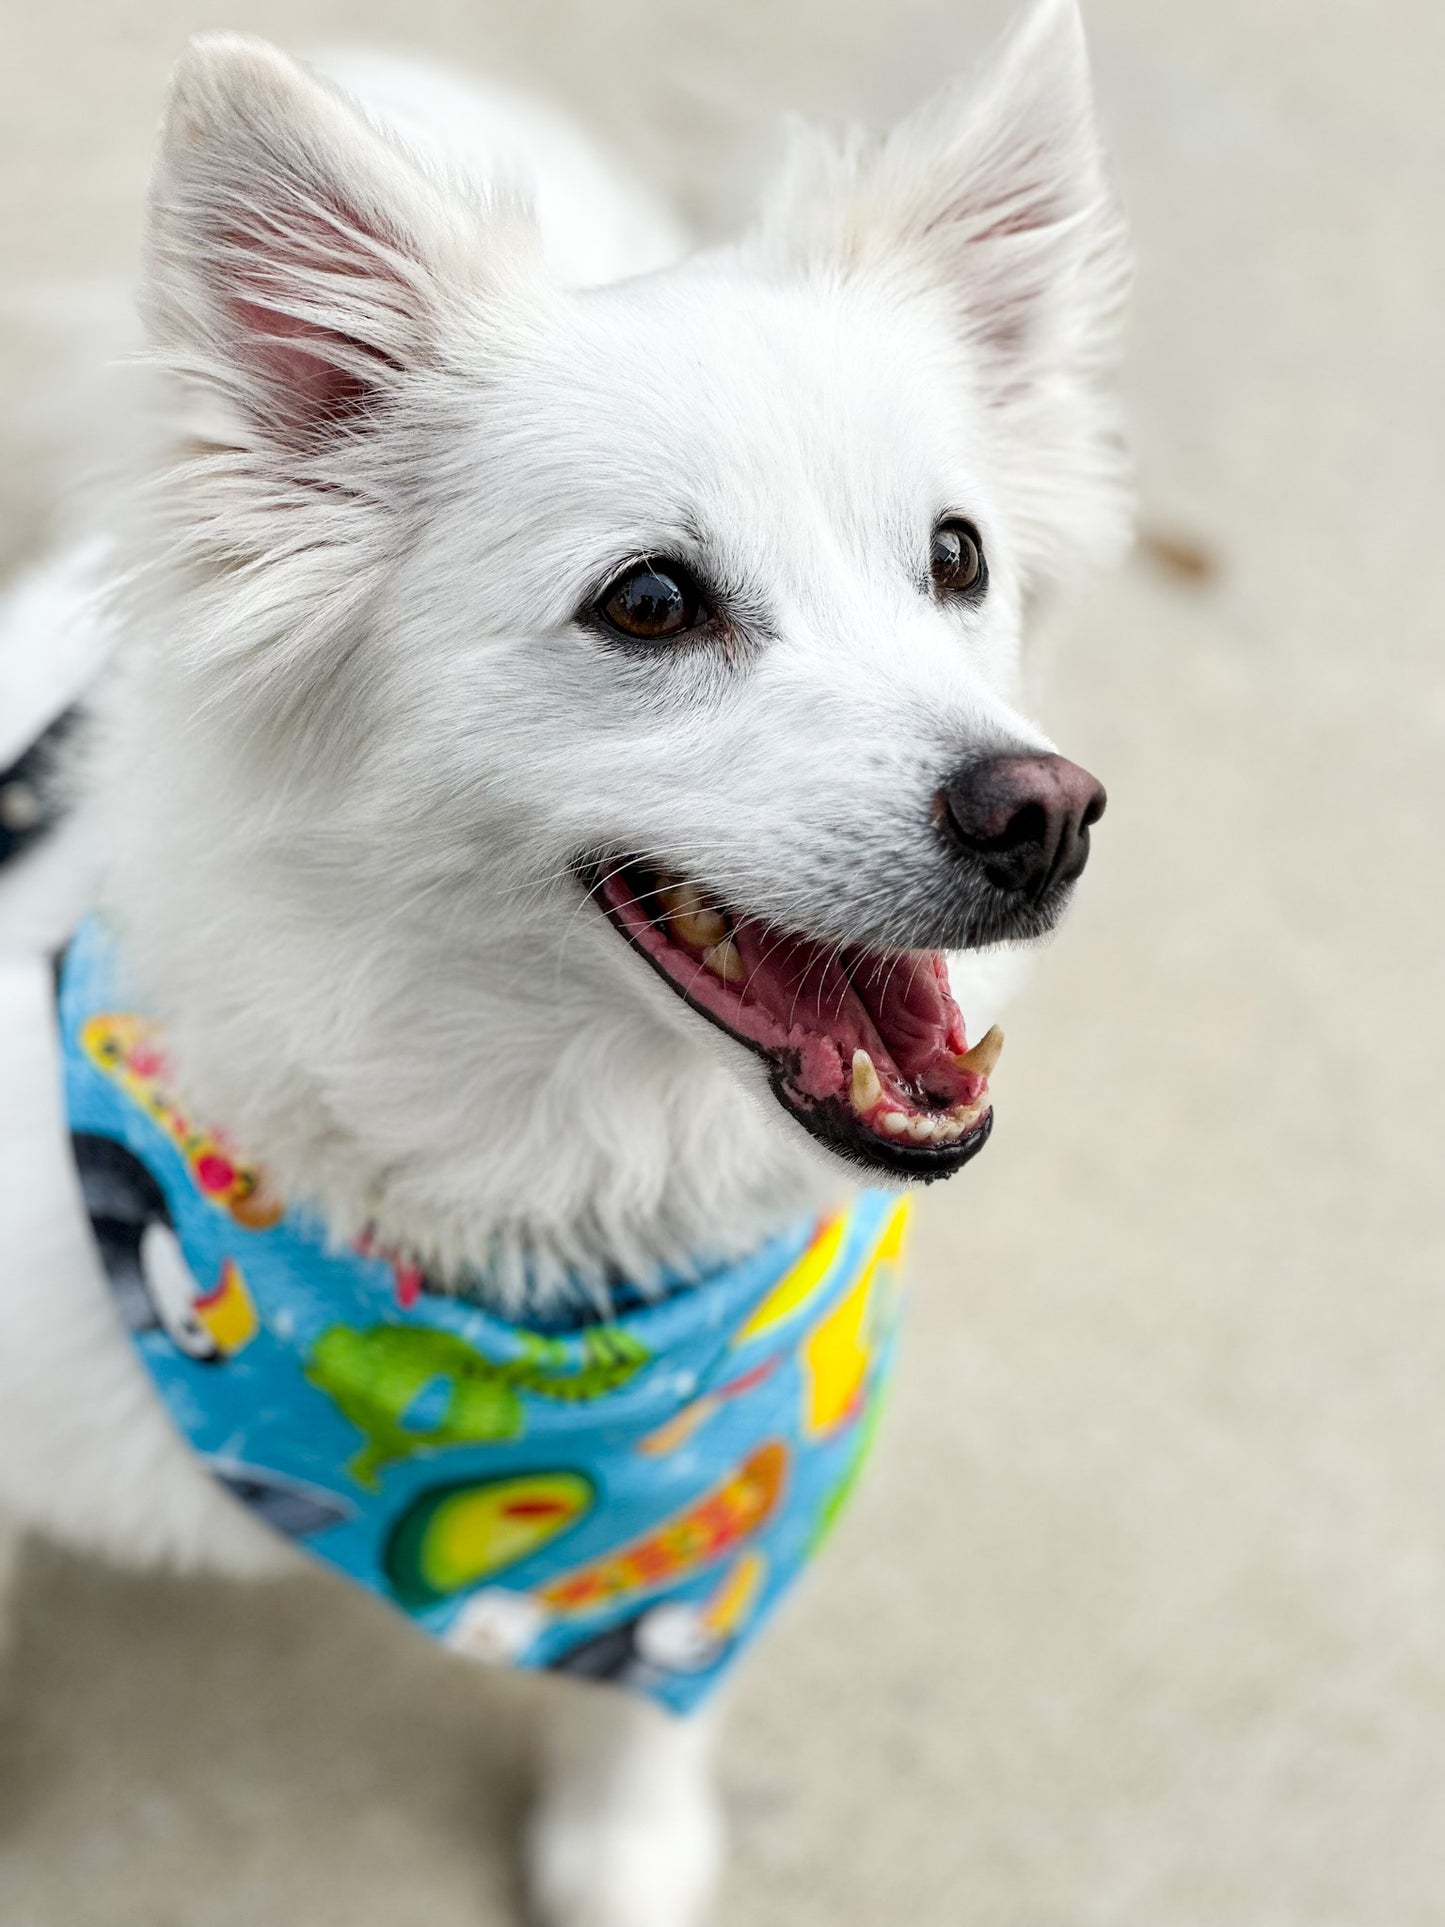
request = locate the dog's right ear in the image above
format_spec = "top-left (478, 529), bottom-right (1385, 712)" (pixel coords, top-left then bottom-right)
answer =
top-left (756, 0), bottom-right (1131, 585)
top-left (143, 35), bottom-right (537, 450)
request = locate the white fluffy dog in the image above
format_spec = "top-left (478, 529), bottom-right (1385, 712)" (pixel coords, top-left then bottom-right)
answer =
top-left (0, 2), bottom-right (1128, 1919)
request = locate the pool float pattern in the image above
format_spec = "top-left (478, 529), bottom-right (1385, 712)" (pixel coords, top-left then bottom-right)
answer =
top-left (58, 915), bottom-right (909, 1715)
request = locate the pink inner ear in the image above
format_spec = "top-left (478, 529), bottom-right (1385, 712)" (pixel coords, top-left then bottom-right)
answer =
top-left (954, 174), bottom-right (1081, 361)
top-left (214, 186), bottom-right (416, 438)
top-left (230, 296), bottom-right (388, 428)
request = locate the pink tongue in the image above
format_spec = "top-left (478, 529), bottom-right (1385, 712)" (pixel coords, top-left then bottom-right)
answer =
top-left (600, 868), bottom-right (986, 1115)
top-left (725, 918), bottom-right (981, 1109)
top-left (849, 951), bottom-right (966, 1079)
top-left (726, 923), bottom-right (861, 1040)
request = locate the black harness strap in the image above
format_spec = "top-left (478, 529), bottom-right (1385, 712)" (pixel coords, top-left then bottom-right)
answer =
top-left (0, 702), bottom-right (82, 869)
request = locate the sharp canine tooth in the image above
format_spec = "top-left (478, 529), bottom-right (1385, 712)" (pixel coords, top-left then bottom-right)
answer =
top-left (881, 1111), bottom-right (909, 1135)
top-left (850, 1050), bottom-right (884, 1115)
top-left (954, 1025), bottom-right (1004, 1079)
top-left (702, 937), bottom-right (743, 983)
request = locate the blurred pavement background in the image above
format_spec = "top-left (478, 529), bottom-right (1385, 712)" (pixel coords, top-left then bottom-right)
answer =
top-left (2, 1), bottom-right (1443, 1921)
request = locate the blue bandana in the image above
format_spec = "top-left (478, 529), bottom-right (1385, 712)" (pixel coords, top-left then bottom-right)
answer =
top-left (57, 915), bottom-right (908, 1714)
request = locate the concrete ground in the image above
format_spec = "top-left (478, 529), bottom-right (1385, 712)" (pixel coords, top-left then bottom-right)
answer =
top-left (2, 1), bottom-right (1443, 1921)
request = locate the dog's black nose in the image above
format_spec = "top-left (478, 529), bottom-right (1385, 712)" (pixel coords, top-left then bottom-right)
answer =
top-left (942, 753), bottom-right (1106, 898)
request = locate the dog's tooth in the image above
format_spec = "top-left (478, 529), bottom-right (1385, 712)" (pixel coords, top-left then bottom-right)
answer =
top-left (952, 1025), bottom-right (1004, 1080)
top-left (702, 937), bottom-right (743, 984)
top-left (657, 881), bottom-right (703, 920)
top-left (659, 882), bottom-right (728, 950)
top-left (906, 1115), bottom-right (935, 1142)
top-left (676, 907), bottom-right (727, 948)
top-left (881, 1111), bottom-right (910, 1136)
top-left (850, 1049), bottom-right (884, 1115)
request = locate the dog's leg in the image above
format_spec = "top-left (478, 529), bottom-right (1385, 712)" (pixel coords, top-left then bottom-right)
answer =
top-left (527, 1683), bottom-right (723, 1927)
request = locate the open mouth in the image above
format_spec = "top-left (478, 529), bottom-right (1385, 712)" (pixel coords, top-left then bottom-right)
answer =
top-left (587, 859), bottom-right (1001, 1180)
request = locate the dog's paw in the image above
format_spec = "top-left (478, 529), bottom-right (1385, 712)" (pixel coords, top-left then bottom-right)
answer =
top-left (525, 1790), bottom-right (722, 1927)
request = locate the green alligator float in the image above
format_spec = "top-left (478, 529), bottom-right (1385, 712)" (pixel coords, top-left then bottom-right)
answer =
top-left (306, 1322), bottom-right (651, 1488)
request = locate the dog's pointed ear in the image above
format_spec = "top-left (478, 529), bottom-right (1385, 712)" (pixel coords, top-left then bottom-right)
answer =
top-left (761, 0), bottom-right (1130, 576)
top-left (143, 35), bottom-right (536, 447)
top-left (867, 0), bottom-right (1124, 373)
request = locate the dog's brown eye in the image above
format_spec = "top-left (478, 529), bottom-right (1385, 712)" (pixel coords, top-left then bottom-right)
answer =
top-left (596, 559), bottom-right (706, 642)
top-left (931, 519), bottom-right (986, 598)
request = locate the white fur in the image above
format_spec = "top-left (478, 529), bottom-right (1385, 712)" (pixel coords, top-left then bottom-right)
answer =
top-left (527, 1687), bottom-right (723, 1927)
top-left (0, 6), bottom-right (1128, 1921)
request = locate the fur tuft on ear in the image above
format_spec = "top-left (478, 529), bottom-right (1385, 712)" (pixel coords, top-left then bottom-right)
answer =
top-left (129, 37), bottom-right (546, 715)
top-left (757, 0), bottom-right (1131, 584)
top-left (144, 34), bottom-right (531, 449)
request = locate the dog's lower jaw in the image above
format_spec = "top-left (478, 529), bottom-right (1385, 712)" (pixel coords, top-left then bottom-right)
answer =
top-left (528, 1686), bottom-right (723, 1927)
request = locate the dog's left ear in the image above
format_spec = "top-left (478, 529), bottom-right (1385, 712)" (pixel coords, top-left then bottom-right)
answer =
top-left (761, 0), bottom-right (1131, 582)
